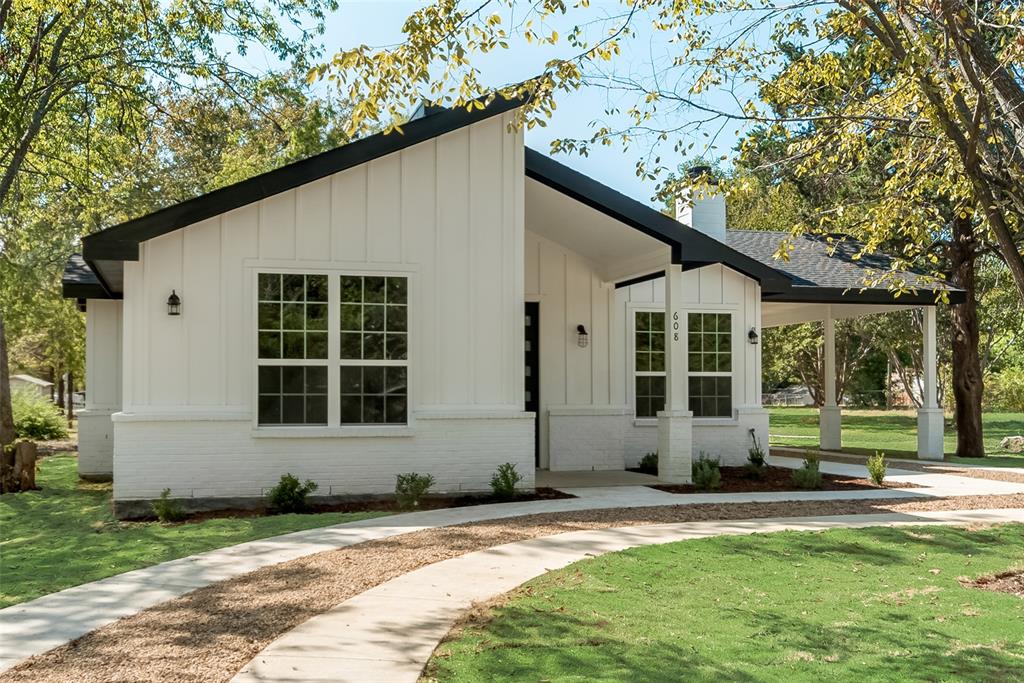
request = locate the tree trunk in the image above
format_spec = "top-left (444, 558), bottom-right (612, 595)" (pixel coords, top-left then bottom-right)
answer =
top-left (0, 310), bottom-right (15, 448)
top-left (66, 370), bottom-right (74, 425)
top-left (56, 368), bottom-right (65, 410)
top-left (949, 216), bottom-right (985, 457)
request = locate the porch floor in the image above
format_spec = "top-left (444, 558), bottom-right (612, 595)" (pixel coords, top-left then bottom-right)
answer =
top-left (536, 469), bottom-right (662, 488)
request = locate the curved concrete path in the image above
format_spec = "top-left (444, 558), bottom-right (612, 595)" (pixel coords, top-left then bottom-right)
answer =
top-left (2, 456), bottom-right (1022, 672)
top-left (233, 507), bottom-right (1024, 683)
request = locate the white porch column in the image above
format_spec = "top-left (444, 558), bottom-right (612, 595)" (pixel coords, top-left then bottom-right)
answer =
top-left (819, 305), bottom-right (842, 451)
top-left (658, 264), bottom-right (693, 483)
top-left (917, 306), bottom-right (944, 460)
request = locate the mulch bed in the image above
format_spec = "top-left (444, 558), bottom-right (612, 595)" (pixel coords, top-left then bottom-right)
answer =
top-left (4, 492), bottom-right (1023, 683)
top-left (168, 488), bottom-right (574, 524)
top-left (649, 465), bottom-right (918, 494)
top-left (784, 451), bottom-right (1024, 485)
top-left (960, 569), bottom-right (1024, 598)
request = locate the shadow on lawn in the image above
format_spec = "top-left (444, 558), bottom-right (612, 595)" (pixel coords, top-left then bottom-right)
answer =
top-left (432, 526), bottom-right (1021, 683)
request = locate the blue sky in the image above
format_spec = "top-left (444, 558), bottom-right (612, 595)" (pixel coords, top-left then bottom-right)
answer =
top-left (236, 1), bottom-right (772, 206)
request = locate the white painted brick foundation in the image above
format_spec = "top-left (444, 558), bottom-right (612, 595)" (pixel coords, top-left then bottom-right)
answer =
top-left (606, 407), bottom-right (770, 469)
top-left (112, 412), bottom-right (534, 502)
top-left (547, 407), bottom-right (632, 471)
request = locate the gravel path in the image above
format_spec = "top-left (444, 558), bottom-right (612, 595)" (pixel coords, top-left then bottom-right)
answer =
top-left (4, 493), bottom-right (1023, 683)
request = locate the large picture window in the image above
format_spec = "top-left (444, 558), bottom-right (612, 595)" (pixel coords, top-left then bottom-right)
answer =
top-left (256, 272), bottom-right (409, 427)
top-left (634, 311), bottom-right (666, 418)
top-left (687, 312), bottom-right (732, 418)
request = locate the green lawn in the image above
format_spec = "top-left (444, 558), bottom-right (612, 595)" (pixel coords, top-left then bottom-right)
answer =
top-left (428, 524), bottom-right (1024, 683)
top-left (769, 407), bottom-right (1024, 465)
top-left (0, 454), bottom-right (388, 608)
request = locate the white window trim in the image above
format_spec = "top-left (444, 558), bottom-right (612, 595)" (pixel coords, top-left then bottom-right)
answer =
top-left (687, 310), bottom-right (735, 420)
top-left (249, 266), bottom-right (415, 433)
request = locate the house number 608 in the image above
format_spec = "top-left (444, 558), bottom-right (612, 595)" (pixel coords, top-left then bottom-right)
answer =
top-left (672, 311), bottom-right (680, 341)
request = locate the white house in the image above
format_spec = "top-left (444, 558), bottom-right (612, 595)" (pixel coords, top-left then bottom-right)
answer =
top-left (62, 97), bottom-right (961, 515)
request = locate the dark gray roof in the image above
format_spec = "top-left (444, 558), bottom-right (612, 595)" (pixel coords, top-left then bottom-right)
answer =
top-left (62, 254), bottom-right (110, 299)
top-left (725, 230), bottom-right (962, 304)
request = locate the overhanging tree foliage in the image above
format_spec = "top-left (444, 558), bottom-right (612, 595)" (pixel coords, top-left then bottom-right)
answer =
top-left (319, 0), bottom-right (1023, 299)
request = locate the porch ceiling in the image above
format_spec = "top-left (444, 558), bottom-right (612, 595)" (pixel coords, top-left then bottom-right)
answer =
top-left (526, 178), bottom-right (670, 283)
top-left (762, 301), bottom-right (918, 328)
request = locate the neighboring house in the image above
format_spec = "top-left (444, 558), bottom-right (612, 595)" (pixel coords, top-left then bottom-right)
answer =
top-left (62, 97), bottom-right (962, 515)
top-left (9, 374), bottom-right (54, 400)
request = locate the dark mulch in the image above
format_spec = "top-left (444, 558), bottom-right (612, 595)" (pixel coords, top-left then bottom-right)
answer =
top-left (961, 569), bottom-right (1024, 598)
top-left (649, 465), bottom-right (918, 494)
top-left (177, 488), bottom-right (574, 524)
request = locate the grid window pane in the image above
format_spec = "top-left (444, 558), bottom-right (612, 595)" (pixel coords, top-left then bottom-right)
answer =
top-left (688, 375), bottom-right (732, 418)
top-left (258, 366), bottom-right (328, 425)
top-left (338, 275), bottom-right (409, 362)
top-left (340, 366), bottom-right (408, 425)
top-left (634, 311), bottom-right (667, 418)
top-left (635, 375), bottom-right (665, 418)
top-left (258, 273), bottom-right (329, 360)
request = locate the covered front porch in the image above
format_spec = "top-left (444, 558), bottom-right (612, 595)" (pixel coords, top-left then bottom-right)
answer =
top-left (762, 301), bottom-right (944, 460)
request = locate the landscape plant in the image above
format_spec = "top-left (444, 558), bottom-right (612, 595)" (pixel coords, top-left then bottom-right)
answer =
top-left (745, 430), bottom-right (767, 479)
top-left (395, 472), bottom-right (435, 510)
top-left (692, 455), bottom-right (721, 491)
top-left (151, 488), bottom-right (186, 523)
top-left (791, 452), bottom-right (823, 490)
top-left (866, 452), bottom-right (887, 487)
top-left (489, 462), bottom-right (523, 499)
top-left (10, 388), bottom-right (67, 440)
top-left (268, 474), bottom-right (319, 514)
top-left (638, 452), bottom-right (659, 475)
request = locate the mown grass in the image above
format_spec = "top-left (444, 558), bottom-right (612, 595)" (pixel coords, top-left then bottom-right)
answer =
top-left (428, 524), bottom-right (1024, 683)
top-left (0, 454), bottom-right (388, 607)
top-left (768, 407), bottom-right (1024, 464)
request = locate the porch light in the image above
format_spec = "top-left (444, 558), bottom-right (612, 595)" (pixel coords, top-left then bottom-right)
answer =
top-left (748, 327), bottom-right (759, 345)
top-left (576, 324), bottom-right (589, 348)
top-left (167, 290), bottom-right (182, 316)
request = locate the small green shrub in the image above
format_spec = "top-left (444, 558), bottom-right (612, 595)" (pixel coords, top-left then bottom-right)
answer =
top-left (11, 388), bottom-right (68, 440)
top-left (638, 452), bottom-right (659, 475)
top-left (490, 463), bottom-right (523, 499)
top-left (268, 473), bottom-right (318, 514)
top-left (791, 453), bottom-right (823, 490)
top-left (692, 455), bottom-right (721, 491)
top-left (395, 472), bottom-right (435, 510)
top-left (747, 431), bottom-right (766, 469)
top-left (866, 452), bottom-right (887, 486)
top-left (152, 488), bottom-right (186, 523)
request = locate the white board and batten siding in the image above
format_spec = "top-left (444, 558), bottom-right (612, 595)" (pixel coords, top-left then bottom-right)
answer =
top-left (524, 235), bottom-right (767, 471)
top-left (113, 112), bottom-right (533, 502)
top-left (78, 299), bottom-right (123, 478)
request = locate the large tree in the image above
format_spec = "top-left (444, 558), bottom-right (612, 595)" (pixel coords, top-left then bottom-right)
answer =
top-left (0, 0), bottom-right (345, 446)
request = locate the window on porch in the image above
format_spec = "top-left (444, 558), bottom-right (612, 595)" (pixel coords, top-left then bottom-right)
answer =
top-left (634, 311), bottom-right (666, 418)
top-left (687, 312), bottom-right (732, 418)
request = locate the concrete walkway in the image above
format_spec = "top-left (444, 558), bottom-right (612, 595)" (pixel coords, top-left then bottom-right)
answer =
top-left (232, 507), bottom-right (1024, 683)
top-left (2, 456), bottom-right (1022, 673)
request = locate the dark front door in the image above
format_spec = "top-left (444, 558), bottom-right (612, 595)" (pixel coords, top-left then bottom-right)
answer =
top-left (524, 302), bottom-right (540, 465)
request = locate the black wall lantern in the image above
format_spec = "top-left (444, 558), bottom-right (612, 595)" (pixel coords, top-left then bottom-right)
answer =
top-left (576, 324), bottom-right (589, 348)
top-left (748, 327), bottom-right (759, 345)
top-left (167, 290), bottom-right (182, 316)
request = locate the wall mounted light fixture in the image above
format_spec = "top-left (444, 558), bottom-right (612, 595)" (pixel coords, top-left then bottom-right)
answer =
top-left (167, 290), bottom-right (182, 316)
top-left (576, 324), bottom-right (589, 348)
top-left (748, 327), bottom-right (759, 345)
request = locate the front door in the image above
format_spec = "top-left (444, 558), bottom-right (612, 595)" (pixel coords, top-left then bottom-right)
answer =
top-left (524, 302), bottom-right (540, 465)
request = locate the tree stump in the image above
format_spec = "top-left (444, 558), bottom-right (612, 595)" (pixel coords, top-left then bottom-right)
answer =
top-left (1, 440), bottom-right (38, 492)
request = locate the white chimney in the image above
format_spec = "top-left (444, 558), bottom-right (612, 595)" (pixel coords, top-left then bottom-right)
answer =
top-left (675, 166), bottom-right (726, 242)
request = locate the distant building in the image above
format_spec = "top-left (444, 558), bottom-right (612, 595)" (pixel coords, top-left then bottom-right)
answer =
top-left (10, 374), bottom-right (54, 400)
